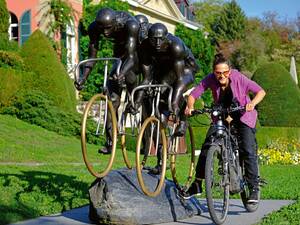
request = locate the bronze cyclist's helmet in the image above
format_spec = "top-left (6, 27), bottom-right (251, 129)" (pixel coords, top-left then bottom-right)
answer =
top-left (148, 23), bottom-right (168, 50)
top-left (95, 8), bottom-right (116, 37)
top-left (135, 14), bottom-right (149, 26)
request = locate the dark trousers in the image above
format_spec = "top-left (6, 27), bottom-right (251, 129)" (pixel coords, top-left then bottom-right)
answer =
top-left (195, 122), bottom-right (259, 189)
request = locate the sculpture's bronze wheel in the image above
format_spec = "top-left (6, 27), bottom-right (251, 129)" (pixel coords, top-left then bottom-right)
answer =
top-left (81, 94), bottom-right (117, 178)
top-left (136, 116), bottom-right (167, 197)
top-left (120, 112), bottom-right (137, 169)
top-left (170, 124), bottom-right (196, 188)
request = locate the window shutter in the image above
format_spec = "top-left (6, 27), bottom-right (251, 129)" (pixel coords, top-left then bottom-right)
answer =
top-left (20, 10), bottom-right (31, 45)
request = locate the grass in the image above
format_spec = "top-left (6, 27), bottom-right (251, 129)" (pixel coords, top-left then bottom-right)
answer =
top-left (1, 114), bottom-right (300, 224)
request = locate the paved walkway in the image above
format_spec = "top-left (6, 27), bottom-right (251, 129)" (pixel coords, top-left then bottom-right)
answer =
top-left (11, 199), bottom-right (293, 225)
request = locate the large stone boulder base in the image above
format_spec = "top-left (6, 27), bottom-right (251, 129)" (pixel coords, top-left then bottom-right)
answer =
top-left (89, 168), bottom-right (201, 225)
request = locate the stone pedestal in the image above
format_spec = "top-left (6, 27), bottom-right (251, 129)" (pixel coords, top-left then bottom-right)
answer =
top-left (89, 168), bottom-right (201, 225)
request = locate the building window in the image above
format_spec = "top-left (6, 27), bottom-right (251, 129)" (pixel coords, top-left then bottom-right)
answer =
top-left (9, 12), bottom-right (18, 42)
top-left (66, 21), bottom-right (76, 78)
top-left (180, 2), bottom-right (186, 17)
top-left (20, 10), bottom-right (31, 45)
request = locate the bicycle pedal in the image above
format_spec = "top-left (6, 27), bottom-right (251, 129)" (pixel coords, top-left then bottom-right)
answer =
top-left (259, 178), bottom-right (268, 186)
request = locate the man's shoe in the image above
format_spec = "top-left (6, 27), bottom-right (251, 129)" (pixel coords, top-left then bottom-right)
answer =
top-left (148, 165), bottom-right (161, 175)
top-left (148, 164), bottom-right (170, 175)
top-left (173, 121), bottom-right (187, 137)
top-left (98, 146), bottom-right (112, 155)
top-left (247, 188), bottom-right (259, 204)
top-left (179, 180), bottom-right (202, 200)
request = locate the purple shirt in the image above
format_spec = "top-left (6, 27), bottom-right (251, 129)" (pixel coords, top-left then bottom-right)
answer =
top-left (191, 69), bottom-right (263, 128)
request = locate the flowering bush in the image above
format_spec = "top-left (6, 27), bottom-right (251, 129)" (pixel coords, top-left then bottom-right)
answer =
top-left (258, 139), bottom-right (300, 165)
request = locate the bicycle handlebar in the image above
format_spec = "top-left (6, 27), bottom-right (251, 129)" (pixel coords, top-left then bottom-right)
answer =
top-left (74, 58), bottom-right (122, 88)
top-left (131, 84), bottom-right (174, 113)
top-left (191, 105), bottom-right (245, 116)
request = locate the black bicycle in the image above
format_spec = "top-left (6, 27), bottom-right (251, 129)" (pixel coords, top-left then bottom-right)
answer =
top-left (192, 104), bottom-right (262, 225)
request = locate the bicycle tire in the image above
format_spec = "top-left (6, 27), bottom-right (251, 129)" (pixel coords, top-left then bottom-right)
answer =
top-left (170, 124), bottom-right (196, 188)
top-left (81, 93), bottom-right (117, 178)
top-left (205, 145), bottom-right (230, 225)
top-left (136, 116), bottom-right (167, 197)
top-left (120, 111), bottom-right (136, 169)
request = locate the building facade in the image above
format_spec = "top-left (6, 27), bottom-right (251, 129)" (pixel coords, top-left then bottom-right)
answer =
top-left (6, 0), bottom-right (200, 76)
top-left (92, 0), bottom-right (202, 33)
top-left (6, 0), bottom-right (83, 75)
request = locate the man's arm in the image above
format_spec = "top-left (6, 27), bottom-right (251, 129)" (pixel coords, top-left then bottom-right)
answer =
top-left (82, 22), bottom-right (100, 81)
top-left (75, 22), bottom-right (100, 90)
top-left (119, 19), bottom-right (139, 76)
top-left (246, 89), bottom-right (266, 111)
top-left (171, 39), bottom-right (187, 116)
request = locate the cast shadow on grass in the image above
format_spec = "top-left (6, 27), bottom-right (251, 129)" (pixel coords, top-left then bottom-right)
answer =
top-left (0, 171), bottom-right (90, 225)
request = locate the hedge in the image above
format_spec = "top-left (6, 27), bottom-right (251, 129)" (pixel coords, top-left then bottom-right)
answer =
top-left (0, 68), bottom-right (36, 106)
top-left (21, 30), bottom-right (77, 113)
top-left (0, 0), bottom-right (9, 34)
top-left (0, 50), bottom-right (25, 70)
top-left (252, 62), bottom-right (300, 127)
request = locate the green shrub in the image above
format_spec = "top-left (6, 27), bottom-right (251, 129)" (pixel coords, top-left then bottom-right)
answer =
top-left (1, 90), bottom-right (81, 137)
top-left (0, 68), bottom-right (35, 107)
top-left (21, 30), bottom-right (76, 113)
top-left (252, 62), bottom-right (300, 127)
top-left (0, 0), bottom-right (9, 34)
top-left (0, 33), bottom-right (19, 51)
top-left (0, 50), bottom-right (25, 70)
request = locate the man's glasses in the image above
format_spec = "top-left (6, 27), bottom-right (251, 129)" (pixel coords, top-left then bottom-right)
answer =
top-left (214, 70), bottom-right (230, 77)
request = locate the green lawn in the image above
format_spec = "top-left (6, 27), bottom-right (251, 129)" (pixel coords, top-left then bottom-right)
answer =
top-left (0, 114), bottom-right (300, 225)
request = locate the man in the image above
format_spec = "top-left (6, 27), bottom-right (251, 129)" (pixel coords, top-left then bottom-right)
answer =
top-left (135, 23), bottom-right (199, 173)
top-left (75, 7), bottom-right (140, 154)
top-left (137, 23), bottom-right (199, 136)
top-left (134, 14), bottom-right (151, 44)
top-left (182, 53), bottom-right (266, 203)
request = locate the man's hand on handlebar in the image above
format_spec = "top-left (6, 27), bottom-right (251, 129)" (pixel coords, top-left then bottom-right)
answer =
top-left (74, 79), bottom-right (85, 91)
top-left (184, 106), bottom-right (194, 116)
top-left (245, 102), bottom-right (255, 112)
top-left (126, 102), bottom-right (140, 115)
top-left (113, 73), bottom-right (126, 87)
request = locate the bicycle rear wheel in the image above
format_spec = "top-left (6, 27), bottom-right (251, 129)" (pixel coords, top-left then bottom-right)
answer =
top-left (170, 123), bottom-right (196, 188)
top-left (120, 111), bottom-right (140, 169)
top-left (81, 93), bottom-right (117, 178)
top-left (136, 116), bottom-right (167, 197)
top-left (205, 145), bottom-right (229, 225)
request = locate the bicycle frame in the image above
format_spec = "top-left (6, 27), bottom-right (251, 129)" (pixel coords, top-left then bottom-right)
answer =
top-left (131, 84), bottom-right (173, 154)
top-left (131, 84), bottom-right (173, 117)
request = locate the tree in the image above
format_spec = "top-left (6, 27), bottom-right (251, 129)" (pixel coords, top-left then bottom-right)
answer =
top-left (0, 0), bottom-right (9, 34)
top-left (175, 24), bottom-right (215, 104)
top-left (192, 0), bottom-right (224, 34)
top-left (230, 18), bottom-right (267, 73)
top-left (296, 11), bottom-right (300, 32)
top-left (212, 0), bottom-right (246, 42)
top-left (38, 0), bottom-right (77, 59)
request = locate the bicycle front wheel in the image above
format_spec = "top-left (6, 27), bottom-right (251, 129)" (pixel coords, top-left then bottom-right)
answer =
top-left (205, 145), bottom-right (230, 225)
top-left (136, 116), bottom-right (167, 197)
top-left (81, 93), bottom-right (117, 178)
